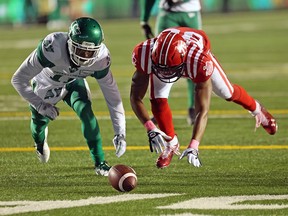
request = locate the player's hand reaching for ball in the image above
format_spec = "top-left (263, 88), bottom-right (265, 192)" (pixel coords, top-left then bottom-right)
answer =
top-left (113, 134), bottom-right (126, 158)
top-left (147, 128), bottom-right (171, 153)
top-left (179, 148), bottom-right (202, 167)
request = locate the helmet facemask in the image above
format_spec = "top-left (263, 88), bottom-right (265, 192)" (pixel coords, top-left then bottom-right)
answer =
top-left (151, 31), bottom-right (187, 83)
top-left (151, 61), bottom-right (185, 83)
top-left (68, 39), bottom-right (100, 67)
top-left (67, 17), bottom-right (104, 67)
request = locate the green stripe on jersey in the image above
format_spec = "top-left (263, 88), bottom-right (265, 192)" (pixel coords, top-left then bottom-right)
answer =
top-left (92, 67), bottom-right (109, 79)
top-left (36, 40), bottom-right (55, 68)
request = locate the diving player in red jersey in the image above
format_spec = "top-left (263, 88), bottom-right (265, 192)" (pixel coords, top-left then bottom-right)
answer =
top-left (140, 0), bottom-right (203, 125)
top-left (130, 27), bottom-right (278, 169)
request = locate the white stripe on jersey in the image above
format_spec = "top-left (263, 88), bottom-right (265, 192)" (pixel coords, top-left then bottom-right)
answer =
top-left (141, 40), bottom-right (148, 71)
top-left (148, 40), bottom-right (154, 74)
top-left (147, 54), bottom-right (152, 75)
top-left (193, 49), bottom-right (202, 79)
top-left (140, 39), bottom-right (154, 74)
top-left (187, 44), bottom-right (197, 78)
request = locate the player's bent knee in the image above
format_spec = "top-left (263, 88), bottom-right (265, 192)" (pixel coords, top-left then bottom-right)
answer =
top-left (74, 100), bottom-right (94, 119)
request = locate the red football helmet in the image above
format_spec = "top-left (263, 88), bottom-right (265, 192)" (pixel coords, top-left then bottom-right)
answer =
top-left (151, 31), bottom-right (187, 83)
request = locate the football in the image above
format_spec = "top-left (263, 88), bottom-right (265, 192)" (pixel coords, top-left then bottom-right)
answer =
top-left (108, 164), bottom-right (137, 192)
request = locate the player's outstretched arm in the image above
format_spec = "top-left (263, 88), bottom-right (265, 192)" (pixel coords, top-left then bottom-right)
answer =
top-left (130, 70), bottom-right (151, 125)
top-left (130, 70), bottom-right (171, 153)
top-left (97, 69), bottom-right (126, 156)
top-left (180, 80), bottom-right (212, 166)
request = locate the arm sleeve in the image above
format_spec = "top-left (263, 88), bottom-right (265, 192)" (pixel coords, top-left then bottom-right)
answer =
top-left (11, 50), bottom-right (44, 109)
top-left (96, 69), bottom-right (126, 136)
top-left (140, 0), bottom-right (156, 23)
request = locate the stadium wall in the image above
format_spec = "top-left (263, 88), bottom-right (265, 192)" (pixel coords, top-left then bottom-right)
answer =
top-left (0, 0), bottom-right (288, 25)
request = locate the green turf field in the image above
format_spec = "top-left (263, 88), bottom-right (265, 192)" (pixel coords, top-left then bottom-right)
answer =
top-left (0, 10), bottom-right (288, 215)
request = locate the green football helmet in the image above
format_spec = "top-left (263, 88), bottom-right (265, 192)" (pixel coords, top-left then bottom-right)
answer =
top-left (68, 17), bottom-right (104, 67)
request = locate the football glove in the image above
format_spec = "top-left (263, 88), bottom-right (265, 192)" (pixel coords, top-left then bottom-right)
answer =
top-left (141, 23), bottom-right (154, 39)
top-left (36, 102), bottom-right (59, 120)
top-left (147, 128), bottom-right (171, 153)
top-left (113, 134), bottom-right (126, 158)
top-left (179, 148), bottom-right (202, 167)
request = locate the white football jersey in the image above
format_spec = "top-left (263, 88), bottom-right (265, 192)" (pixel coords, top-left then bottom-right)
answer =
top-left (32, 32), bottom-right (111, 104)
top-left (12, 32), bottom-right (125, 135)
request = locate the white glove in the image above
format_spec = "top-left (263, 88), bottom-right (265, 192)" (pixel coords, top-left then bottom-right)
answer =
top-left (179, 148), bottom-right (202, 167)
top-left (147, 128), bottom-right (171, 153)
top-left (36, 102), bottom-right (59, 120)
top-left (112, 134), bottom-right (126, 158)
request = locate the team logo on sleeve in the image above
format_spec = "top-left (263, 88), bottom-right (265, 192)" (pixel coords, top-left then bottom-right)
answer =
top-left (132, 52), bottom-right (137, 66)
top-left (203, 60), bottom-right (213, 77)
top-left (43, 40), bottom-right (54, 52)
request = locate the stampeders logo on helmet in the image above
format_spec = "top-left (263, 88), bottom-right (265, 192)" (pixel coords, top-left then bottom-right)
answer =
top-left (203, 60), bottom-right (213, 77)
top-left (176, 41), bottom-right (187, 56)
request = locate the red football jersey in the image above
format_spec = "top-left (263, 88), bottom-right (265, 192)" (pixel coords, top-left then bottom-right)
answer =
top-left (132, 27), bottom-right (214, 83)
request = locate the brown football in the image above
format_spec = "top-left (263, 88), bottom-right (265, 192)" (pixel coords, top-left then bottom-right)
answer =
top-left (108, 164), bottom-right (137, 192)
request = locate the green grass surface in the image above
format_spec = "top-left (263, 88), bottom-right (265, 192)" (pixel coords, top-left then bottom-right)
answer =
top-left (0, 10), bottom-right (288, 215)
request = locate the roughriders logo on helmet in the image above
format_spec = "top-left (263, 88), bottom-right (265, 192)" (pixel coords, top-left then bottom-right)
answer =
top-left (70, 23), bottom-right (81, 35)
top-left (67, 17), bottom-right (104, 67)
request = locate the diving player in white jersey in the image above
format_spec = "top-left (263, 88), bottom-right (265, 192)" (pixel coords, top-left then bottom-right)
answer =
top-left (11, 17), bottom-right (126, 176)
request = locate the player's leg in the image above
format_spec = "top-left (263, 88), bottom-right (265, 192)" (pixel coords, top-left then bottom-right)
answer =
top-left (210, 54), bottom-right (257, 110)
top-left (155, 10), bottom-right (178, 35)
top-left (210, 54), bottom-right (277, 135)
top-left (63, 79), bottom-right (110, 175)
top-left (30, 105), bottom-right (50, 163)
top-left (156, 11), bottom-right (202, 125)
top-left (150, 74), bottom-right (180, 168)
